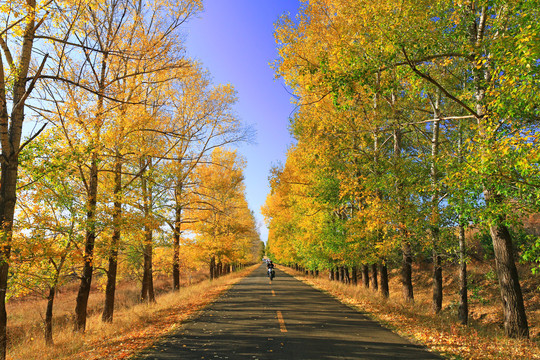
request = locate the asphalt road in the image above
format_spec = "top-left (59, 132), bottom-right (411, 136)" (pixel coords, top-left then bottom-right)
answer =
top-left (133, 264), bottom-right (443, 360)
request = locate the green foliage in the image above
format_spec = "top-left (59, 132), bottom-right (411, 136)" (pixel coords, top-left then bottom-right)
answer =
top-left (268, 0), bottom-right (540, 285)
top-left (521, 237), bottom-right (540, 275)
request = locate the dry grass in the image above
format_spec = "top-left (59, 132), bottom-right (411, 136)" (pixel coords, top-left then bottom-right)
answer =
top-left (6, 266), bottom-right (256, 360)
top-left (281, 262), bottom-right (540, 360)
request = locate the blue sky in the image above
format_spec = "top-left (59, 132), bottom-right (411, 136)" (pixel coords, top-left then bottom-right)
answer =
top-left (185, 0), bottom-right (301, 242)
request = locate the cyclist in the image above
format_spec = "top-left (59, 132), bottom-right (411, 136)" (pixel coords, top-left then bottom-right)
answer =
top-left (267, 260), bottom-right (275, 280)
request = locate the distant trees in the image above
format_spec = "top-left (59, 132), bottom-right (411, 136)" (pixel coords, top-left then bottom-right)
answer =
top-left (189, 148), bottom-right (260, 279)
top-left (265, 0), bottom-right (540, 339)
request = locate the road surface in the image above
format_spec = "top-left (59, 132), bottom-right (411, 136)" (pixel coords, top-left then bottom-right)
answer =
top-left (134, 264), bottom-right (443, 359)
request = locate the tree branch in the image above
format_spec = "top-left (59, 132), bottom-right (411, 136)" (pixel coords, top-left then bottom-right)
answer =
top-left (401, 47), bottom-right (481, 119)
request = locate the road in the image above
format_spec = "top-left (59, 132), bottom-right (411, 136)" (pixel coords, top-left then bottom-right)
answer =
top-left (134, 264), bottom-right (443, 359)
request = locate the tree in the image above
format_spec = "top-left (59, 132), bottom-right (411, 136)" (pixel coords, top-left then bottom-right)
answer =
top-left (0, 0), bottom-right (89, 356)
top-left (14, 132), bottom-right (83, 344)
top-left (271, 0), bottom-right (539, 338)
top-left (44, 0), bottom-right (201, 329)
top-left (161, 68), bottom-right (247, 290)
top-left (189, 149), bottom-right (259, 278)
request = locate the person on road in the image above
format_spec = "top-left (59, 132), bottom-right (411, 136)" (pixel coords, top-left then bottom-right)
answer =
top-left (267, 260), bottom-right (275, 279)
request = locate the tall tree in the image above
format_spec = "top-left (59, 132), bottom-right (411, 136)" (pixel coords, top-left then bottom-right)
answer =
top-left (44, 0), bottom-right (201, 330)
top-left (0, 0), bottom-right (89, 356)
top-left (189, 149), bottom-right (259, 277)
top-left (271, 0), bottom-right (539, 338)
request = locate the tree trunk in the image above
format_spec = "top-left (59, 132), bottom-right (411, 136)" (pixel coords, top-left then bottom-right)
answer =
top-left (217, 260), bottom-right (222, 278)
top-left (329, 268), bottom-right (335, 281)
top-left (344, 267), bottom-right (351, 284)
top-left (339, 267), bottom-right (345, 283)
top-left (140, 160), bottom-right (155, 303)
top-left (485, 191), bottom-right (528, 338)
top-left (173, 199), bottom-right (182, 290)
top-left (74, 154), bottom-right (98, 331)
top-left (458, 221), bottom-right (468, 325)
top-left (141, 228), bottom-right (155, 302)
top-left (457, 119), bottom-right (468, 325)
top-left (430, 103), bottom-right (443, 314)
top-left (432, 250), bottom-right (443, 313)
top-left (401, 242), bottom-right (414, 303)
top-left (210, 255), bottom-right (215, 280)
top-left (102, 156), bottom-right (122, 322)
top-left (172, 228), bottom-right (180, 290)
top-left (467, 4), bottom-right (528, 338)
top-left (393, 126), bottom-right (413, 303)
top-left (362, 265), bottom-right (369, 288)
top-left (0, 4), bottom-right (40, 355)
top-left (44, 286), bottom-right (56, 345)
top-left (102, 231), bottom-right (120, 320)
top-left (351, 266), bottom-right (358, 285)
top-left (173, 173), bottom-right (186, 290)
top-left (0, 157), bottom-right (18, 357)
top-left (371, 264), bottom-right (378, 290)
top-left (380, 263), bottom-right (389, 298)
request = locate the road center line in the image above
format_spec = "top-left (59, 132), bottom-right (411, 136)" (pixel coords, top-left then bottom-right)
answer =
top-left (276, 311), bottom-right (287, 332)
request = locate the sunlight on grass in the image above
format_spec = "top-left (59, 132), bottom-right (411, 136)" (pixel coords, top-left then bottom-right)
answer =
top-left (281, 266), bottom-right (540, 360)
top-left (8, 266), bottom-right (256, 360)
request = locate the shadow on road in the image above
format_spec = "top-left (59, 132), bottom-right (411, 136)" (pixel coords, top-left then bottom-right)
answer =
top-left (134, 265), bottom-right (443, 360)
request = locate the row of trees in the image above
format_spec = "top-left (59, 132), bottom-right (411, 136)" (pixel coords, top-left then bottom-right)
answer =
top-left (0, 0), bottom-right (260, 357)
top-left (263, 0), bottom-right (539, 340)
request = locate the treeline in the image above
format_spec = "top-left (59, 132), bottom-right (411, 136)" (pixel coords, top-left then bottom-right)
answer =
top-left (263, 0), bottom-right (539, 340)
top-left (0, 0), bottom-right (260, 357)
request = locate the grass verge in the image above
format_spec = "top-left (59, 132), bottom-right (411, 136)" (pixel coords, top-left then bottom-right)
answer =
top-left (279, 266), bottom-right (539, 360)
top-left (9, 265), bottom-right (257, 360)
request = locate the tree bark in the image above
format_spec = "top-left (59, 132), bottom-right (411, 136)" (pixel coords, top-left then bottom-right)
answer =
top-left (429, 103), bottom-right (443, 314)
top-left (394, 127), bottom-right (414, 303)
top-left (217, 260), bottom-right (222, 278)
top-left (140, 158), bottom-right (155, 303)
top-left (457, 119), bottom-right (468, 325)
top-left (351, 266), bottom-right (358, 285)
top-left (401, 242), bottom-right (414, 303)
top-left (74, 154), bottom-right (98, 331)
top-left (466, 4), bottom-right (528, 338)
top-left (74, 33), bottom-right (109, 330)
top-left (432, 249), bottom-right (443, 313)
top-left (485, 191), bottom-right (528, 338)
top-left (141, 230), bottom-right (155, 302)
top-left (0, 0), bottom-right (47, 354)
top-left (458, 221), bottom-right (468, 325)
top-left (173, 197), bottom-right (182, 290)
top-left (210, 255), bottom-right (215, 280)
top-left (102, 156), bottom-right (122, 322)
top-left (380, 263), bottom-right (389, 298)
top-left (44, 286), bottom-right (56, 345)
top-left (0, 158), bottom-right (18, 357)
top-left (371, 264), bottom-right (378, 290)
top-left (362, 265), bottom-right (369, 288)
